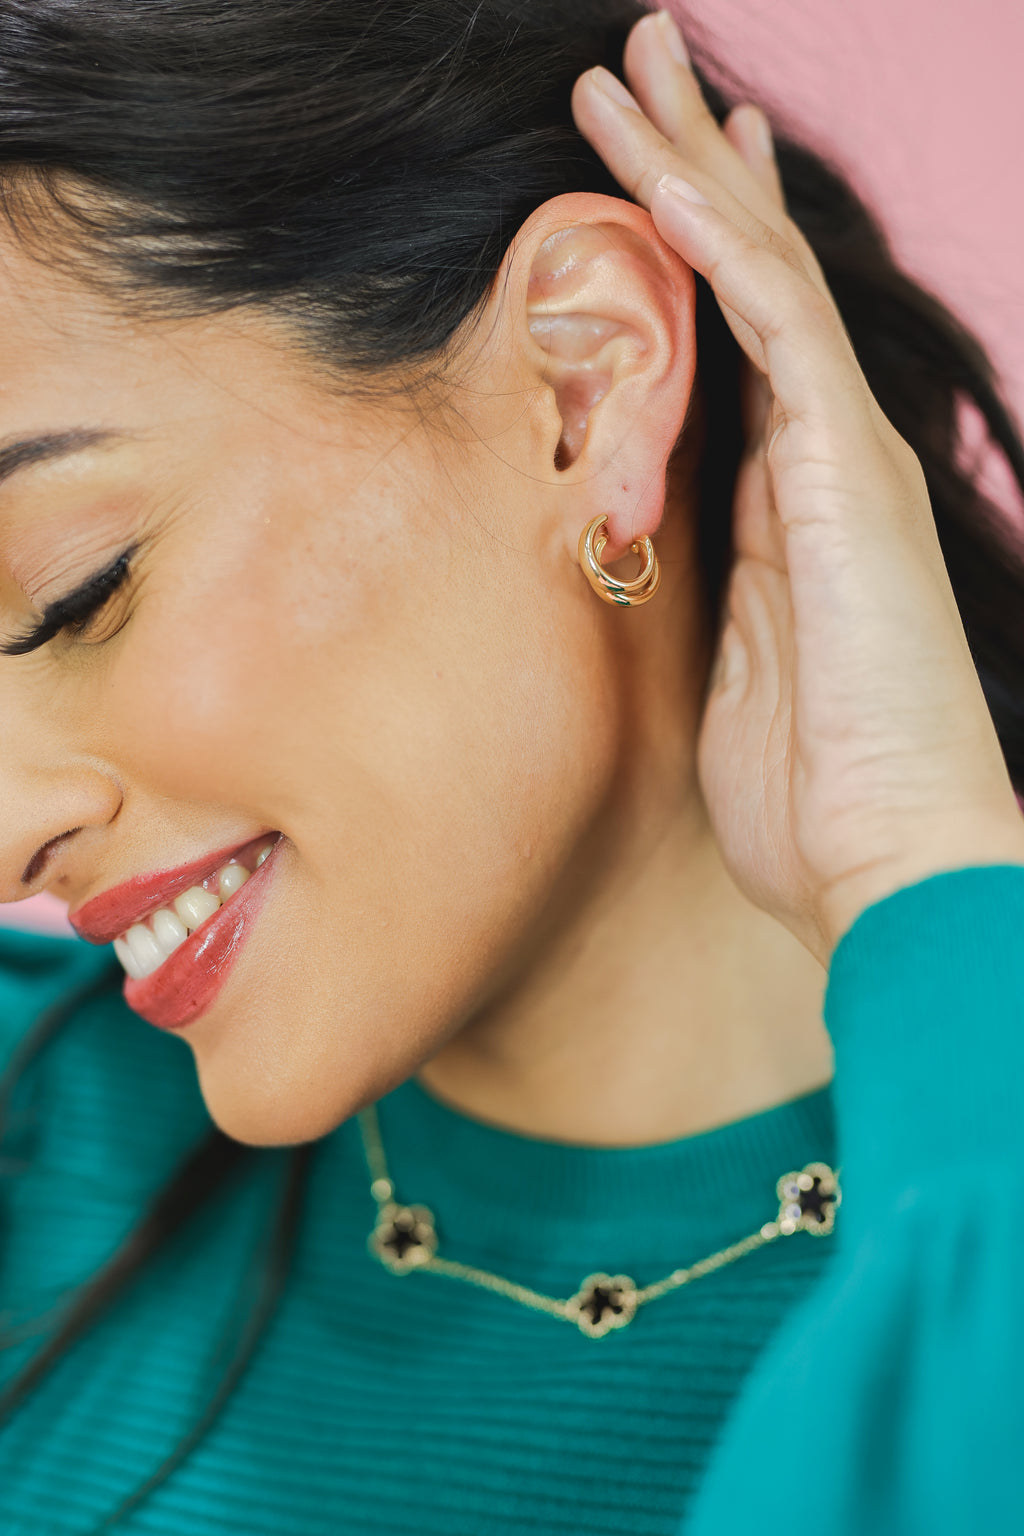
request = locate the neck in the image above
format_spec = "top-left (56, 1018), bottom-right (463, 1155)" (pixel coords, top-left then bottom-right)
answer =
top-left (419, 475), bottom-right (833, 1146)
top-left (418, 790), bottom-right (832, 1147)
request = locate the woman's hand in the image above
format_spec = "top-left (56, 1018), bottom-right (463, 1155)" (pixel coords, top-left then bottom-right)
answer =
top-left (572, 10), bottom-right (1024, 966)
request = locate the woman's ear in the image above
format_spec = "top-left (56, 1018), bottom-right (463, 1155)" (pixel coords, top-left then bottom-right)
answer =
top-left (491, 193), bottom-right (697, 562)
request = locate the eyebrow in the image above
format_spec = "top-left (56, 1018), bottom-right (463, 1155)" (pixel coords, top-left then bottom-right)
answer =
top-left (0, 429), bottom-right (128, 490)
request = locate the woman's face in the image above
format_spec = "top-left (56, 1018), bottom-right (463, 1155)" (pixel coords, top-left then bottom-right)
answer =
top-left (0, 206), bottom-right (699, 1145)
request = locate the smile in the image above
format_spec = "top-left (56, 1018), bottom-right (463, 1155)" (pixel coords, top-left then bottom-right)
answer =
top-left (70, 831), bottom-right (284, 1032)
top-left (113, 837), bottom-right (277, 981)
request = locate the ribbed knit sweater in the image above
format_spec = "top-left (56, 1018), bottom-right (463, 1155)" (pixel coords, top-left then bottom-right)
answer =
top-left (1, 864), bottom-right (1023, 1535)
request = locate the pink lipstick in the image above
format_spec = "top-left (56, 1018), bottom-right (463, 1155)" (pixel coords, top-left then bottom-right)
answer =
top-left (69, 832), bottom-right (283, 1031)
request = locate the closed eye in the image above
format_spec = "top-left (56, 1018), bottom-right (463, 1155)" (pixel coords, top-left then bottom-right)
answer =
top-left (0, 546), bottom-right (138, 657)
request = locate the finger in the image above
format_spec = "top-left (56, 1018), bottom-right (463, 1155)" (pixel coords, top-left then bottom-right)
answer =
top-left (723, 105), bottom-right (786, 213)
top-left (573, 67), bottom-right (818, 288)
top-left (622, 13), bottom-right (790, 239)
top-left (571, 66), bottom-right (711, 211)
top-left (646, 175), bottom-right (872, 451)
top-left (731, 439), bottom-right (788, 574)
top-left (570, 66), bottom-right (869, 447)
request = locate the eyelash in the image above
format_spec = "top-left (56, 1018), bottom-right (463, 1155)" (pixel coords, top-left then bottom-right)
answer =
top-left (0, 547), bottom-right (138, 658)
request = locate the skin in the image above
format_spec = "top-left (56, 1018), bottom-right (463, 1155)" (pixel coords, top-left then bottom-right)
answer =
top-left (574, 13), bottom-right (1024, 947)
top-left (0, 190), bottom-right (832, 1148)
top-left (1, 10), bottom-right (1022, 1153)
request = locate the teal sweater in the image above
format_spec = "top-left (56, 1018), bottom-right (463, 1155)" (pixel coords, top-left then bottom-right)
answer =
top-left (0, 864), bottom-right (1022, 1535)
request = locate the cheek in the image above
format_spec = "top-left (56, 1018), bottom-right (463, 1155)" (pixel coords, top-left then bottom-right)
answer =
top-left (113, 564), bottom-right (297, 807)
top-left (122, 553), bottom-right (610, 876)
top-left (115, 479), bottom-right (613, 861)
top-left (103, 493), bottom-right (620, 1141)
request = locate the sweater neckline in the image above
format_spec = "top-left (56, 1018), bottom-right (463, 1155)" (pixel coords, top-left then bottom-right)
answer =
top-left (348, 1074), bottom-right (836, 1270)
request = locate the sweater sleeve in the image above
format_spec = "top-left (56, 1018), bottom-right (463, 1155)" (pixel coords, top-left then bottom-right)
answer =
top-left (683, 862), bottom-right (1024, 1536)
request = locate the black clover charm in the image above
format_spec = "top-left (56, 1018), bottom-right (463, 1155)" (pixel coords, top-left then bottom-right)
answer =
top-left (773, 1162), bottom-right (840, 1237)
top-left (369, 1202), bottom-right (439, 1274)
top-left (566, 1273), bottom-right (638, 1338)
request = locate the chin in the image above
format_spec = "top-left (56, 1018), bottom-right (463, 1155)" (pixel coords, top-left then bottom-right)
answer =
top-left (186, 997), bottom-right (446, 1149)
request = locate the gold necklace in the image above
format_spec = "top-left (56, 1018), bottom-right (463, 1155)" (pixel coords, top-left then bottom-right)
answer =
top-left (357, 1102), bottom-right (841, 1339)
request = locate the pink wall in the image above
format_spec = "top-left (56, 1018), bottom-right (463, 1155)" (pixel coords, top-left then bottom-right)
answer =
top-left (683, 0), bottom-right (1024, 448)
top-left (5, 893), bottom-right (73, 934)
top-left (2, 1), bottom-right (1022, 935)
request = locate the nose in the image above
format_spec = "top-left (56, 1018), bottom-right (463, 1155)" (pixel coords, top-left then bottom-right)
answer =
top-left (0, 759), bottom-right (123, 906)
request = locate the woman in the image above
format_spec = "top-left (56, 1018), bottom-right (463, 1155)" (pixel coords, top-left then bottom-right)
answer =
top-left (1, 1), bottom-right (1022, 1532)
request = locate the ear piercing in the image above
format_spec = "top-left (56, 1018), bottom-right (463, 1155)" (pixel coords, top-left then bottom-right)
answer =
top-left (578, 515), bottom-right (661, 606)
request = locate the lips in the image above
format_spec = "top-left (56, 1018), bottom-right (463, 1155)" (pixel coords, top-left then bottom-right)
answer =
top-left (69, 832), bottom-right (278, 946)
top-left (122, 840), bottom-right (281, 1031)
top-left (68, 831), bottom-right (284, 1032)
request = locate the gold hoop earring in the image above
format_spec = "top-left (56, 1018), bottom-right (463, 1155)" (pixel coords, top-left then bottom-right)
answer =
top-left (578, 515), bottom-right (661, 607)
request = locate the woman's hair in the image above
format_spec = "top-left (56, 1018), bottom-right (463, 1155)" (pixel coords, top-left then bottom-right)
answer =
top-left (2, 0), bottom-right (1023, 1525)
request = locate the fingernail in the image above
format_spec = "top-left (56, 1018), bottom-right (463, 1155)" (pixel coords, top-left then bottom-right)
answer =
top-left (657, 10), bottom-right (690, 67)
top-left (590, 66), bottom-right (641, 113)
top-left (656, 173), bottom-right (709, 206)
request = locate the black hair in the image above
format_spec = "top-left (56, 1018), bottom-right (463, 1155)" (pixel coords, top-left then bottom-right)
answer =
top-left (1, 1), bottom-right (1023, 1527)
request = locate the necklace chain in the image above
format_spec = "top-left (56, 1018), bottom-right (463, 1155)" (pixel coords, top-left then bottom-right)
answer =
top-left (357, 1103), bottom-right (841, 1339)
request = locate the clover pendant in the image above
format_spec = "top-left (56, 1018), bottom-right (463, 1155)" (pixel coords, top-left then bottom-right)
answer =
top-left (773, 1162), bottom-right (840, 1237)
top-left (566, 1273), bottom-right (638, 1337)
top-left (369, 1202), bottom-right (439, 1273)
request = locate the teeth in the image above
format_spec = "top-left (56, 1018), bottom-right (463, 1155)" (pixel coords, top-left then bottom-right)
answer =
top-left (152, 907), bottom-right (189, 957)
top-left (125, 923), bottom-right (166, 980)
top-left (219, 862), bottom-right (249, 899)
top-left (113, 839), bottom-right (279, 984)
top-left (113, 935), bottom-right (144, 981)
top-left (173, 885), bottom-right (222, 932)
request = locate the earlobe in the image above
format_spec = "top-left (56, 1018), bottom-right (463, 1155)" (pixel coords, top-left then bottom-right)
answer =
top-left (519, 195), bottom-right (697, 561)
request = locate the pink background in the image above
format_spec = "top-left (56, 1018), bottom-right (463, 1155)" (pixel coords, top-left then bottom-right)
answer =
top-left (3, 0), bottom-right (1023, 936)
top-left (686, 0), bottom-right (1024, 432)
